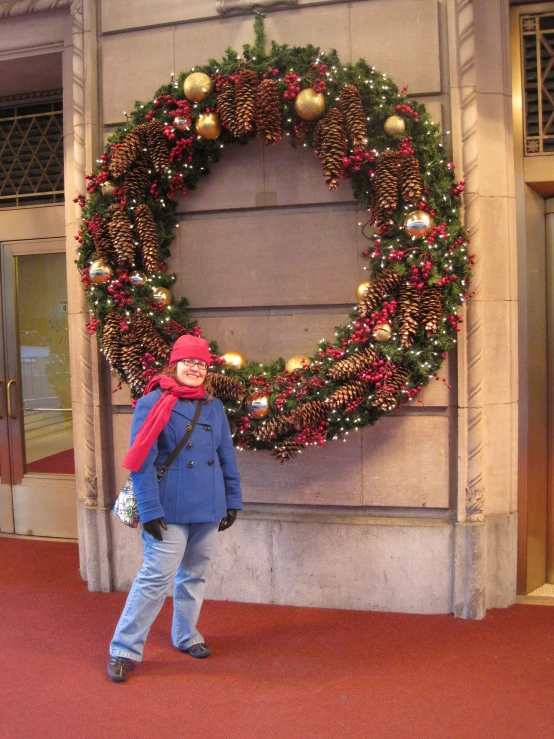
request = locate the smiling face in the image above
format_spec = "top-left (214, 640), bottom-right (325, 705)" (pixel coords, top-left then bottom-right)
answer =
top-left (175, 359), bottom-right (208, 388)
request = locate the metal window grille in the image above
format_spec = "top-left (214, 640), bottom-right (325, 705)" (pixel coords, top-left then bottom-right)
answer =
top-left (0, 90), bottom-right (64, 208)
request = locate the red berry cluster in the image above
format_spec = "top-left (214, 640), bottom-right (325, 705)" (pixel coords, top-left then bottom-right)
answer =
top-left (81, 269), bottom-right (91, 288)
top-left (85, 169), bottom-right (110, 195)
top-left (319, 346), bottom-right (344, 361)
top-left (342, 149), bottom-right (373, 173)
top-left (112, 381), bottom-right (123, 395)
top-left (409, 263), bottom-right (431, 290)
top-left (437, 272), bottom-right (458, 288)
top-left (395, 103), bottom-right (419, 123)
top-left (73, 194), bottom-right (86, 208)
top-left (108, 276), bottom-right (132, 308)
top-left (295, 420), bottom-right (328, 447)
top-left (359, 358), bottom-right (394, 389)
top-left (262, 66), bottom-right (280, 80)
top-left (426, 222), bottom-right (447, 245)
top-left (212, 73), bottom-right (229, 92)
top-left (165, 320), bottom-right (188, 336)
top-left (397, 136), bottom-right (415, 156)
top-left (119, 319), bottom-right (131, 333)
top-left (451, 180), bottom-right (465, 198)
top-left (310, 62), bottom-right (328, 93)
top-left (167, 172), bottom-right (187, 199)
top-left (418, 200), bottom-right (436, 218)
top-left (387, 247), bottom-right (406, 263)
top-left (237, 416), bottom-right (250, 433)
top-left (447, 314), bottom-right (463, 332)
top-left (169, 135), bottom-right (195, 162)
top-left (284, 73), bottom-right (300, 101)
top-left (292, 120), bottom-right (315, 140)
top-left (350, 300), bottom-right (397, 344)
top-left (85, 317), bottom-right (101, 335)
top-left (149, 181), bottom-right (160, 202)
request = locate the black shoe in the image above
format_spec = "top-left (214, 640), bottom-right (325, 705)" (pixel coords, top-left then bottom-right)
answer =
top-left (182, 643), bottom-right (211, 659)
top-left (108, 656), bottom-right (134, 682)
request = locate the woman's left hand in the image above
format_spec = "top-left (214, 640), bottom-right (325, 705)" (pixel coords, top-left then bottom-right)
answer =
top-left (218, 509), bottom-right (237, 531)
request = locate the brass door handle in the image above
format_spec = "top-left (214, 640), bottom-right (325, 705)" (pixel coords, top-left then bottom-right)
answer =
top-left (0, 379), bottom-right (4, 419)
top-left (7, 379), bottom-right (17, 419)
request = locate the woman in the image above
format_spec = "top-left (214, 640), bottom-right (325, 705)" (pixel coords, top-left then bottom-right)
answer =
top-left (108, 335), bottom-right (242, 683)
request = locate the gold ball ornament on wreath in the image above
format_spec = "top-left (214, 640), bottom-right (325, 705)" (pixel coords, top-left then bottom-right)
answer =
top-left (383, 115), bottom-right (406, 137)
top-left (356, 280), bottom-right (371, 302)
top-left (294, 88), bottom-right (326, 121)
top-left (222, 351), bottom-right (246, 369)
top-left (183, 72), bottom-right (213, 102)
top-left (100, 180), bottom-right (117, 197)
top-left (151, 286), bottom-right (171, 306)
top-left (373, 323), bottom-right (392, 342)
top-left (246, 394), bottom-right (269, 419)
top-left (129, 270), bottom-right (147, 286)
top-left (403, 210), bottom-right (434, 239)
top-left (285, 355), bottom-right (310, 372)
top-left (196, 112), bottom-right (222, 140)
top-left (173, 115), bottom-right (191, 132)
top-left (89, 259), bottom-right (113, 284)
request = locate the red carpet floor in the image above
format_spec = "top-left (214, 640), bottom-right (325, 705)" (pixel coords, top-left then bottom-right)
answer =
top-left (26, 448), bottom-right (75, 475)
top-left (1, 537), bottom-right (553, 739)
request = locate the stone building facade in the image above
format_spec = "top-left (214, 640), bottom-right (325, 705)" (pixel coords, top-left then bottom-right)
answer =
top-left (0, 0), bottom-right (536, 618)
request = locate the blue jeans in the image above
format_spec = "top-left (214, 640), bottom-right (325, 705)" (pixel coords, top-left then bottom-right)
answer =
top-left (110, 522), bottom-right (219, 661)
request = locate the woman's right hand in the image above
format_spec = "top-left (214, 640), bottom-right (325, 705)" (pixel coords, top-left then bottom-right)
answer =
top-left (142, 518), bottom-right (168, 541)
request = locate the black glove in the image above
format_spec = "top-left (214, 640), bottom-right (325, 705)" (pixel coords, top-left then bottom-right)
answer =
top-left (218, 509), bottom-right (237, 532)
top-left (142, 517), bottom-right (168, 541)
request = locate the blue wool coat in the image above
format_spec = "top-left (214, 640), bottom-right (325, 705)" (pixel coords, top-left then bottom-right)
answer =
top-left (130, 389), bottom-right (242, 525)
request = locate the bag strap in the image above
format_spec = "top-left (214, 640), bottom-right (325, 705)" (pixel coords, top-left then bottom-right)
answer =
top-left (156, 399), bottom-right (204, 481)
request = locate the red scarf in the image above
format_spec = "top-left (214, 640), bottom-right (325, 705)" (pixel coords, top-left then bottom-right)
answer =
top-left (123, 375), bottom-right (205, 473)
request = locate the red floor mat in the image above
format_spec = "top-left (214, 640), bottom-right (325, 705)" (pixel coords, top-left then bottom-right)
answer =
top-left (26, 448), bottom-right (75, 474)
top-left (0, 536), bottom-right (553, 739)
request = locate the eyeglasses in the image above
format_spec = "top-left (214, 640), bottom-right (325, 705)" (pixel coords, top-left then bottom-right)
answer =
top-left (181, 359), bottom-right (208, 371)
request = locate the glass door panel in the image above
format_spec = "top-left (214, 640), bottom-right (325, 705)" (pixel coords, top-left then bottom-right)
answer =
top-left (16, 253), bottom-right (74, 475)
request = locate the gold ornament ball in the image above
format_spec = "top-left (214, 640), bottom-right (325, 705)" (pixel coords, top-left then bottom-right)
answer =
top-left (151, 286), bottom-right (171, 306)
top-left (384, 115), bottom-right (406, 137)
top-left (184, 72), bottom-right (213, 102)
top-left (173, 115), bottom-right (191, 132)
top-left (222, 351), bottom-right (246, 369)
top-left (285, 355), bottom-right (310, 373)
top-left (89, 259), bottom-right (113, 284)
top-left (246, 394), bottom-right (269, 420)
top-left (403, 210), bottom-right (434, 239)
top-left (356, 280), bottom-right (371, 302)
top-left (100, 180), bottom-right (117, 197)
top-left (196, 112), bottom-right (222, 140)
top-left (373, 323), bottom-right (392, 342)
top-left (129, 270), bottom-right (147, 286)
top-left (294, 88), bottom-right (326, 121)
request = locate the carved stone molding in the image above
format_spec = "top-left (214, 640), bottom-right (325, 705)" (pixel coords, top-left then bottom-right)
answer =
top-left (0, 0), bottom-right (69, 17)
top-left (217, 0), bottom-right (298, 15)
top-left (456, 0), bottom-right (485, 524)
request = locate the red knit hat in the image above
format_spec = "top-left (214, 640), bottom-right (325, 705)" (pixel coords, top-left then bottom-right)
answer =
top-left (170, 335), bottom-right (211, 366)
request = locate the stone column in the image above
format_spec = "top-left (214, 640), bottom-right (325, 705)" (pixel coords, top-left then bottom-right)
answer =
top-left (64, 0), bottom-right (113, 590)
top-left (449, 0), bottom-right (518, 617)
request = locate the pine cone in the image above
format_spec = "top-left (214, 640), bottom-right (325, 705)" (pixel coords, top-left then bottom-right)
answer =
top-left (372, 365), bottom-right (409, 411)
top-left (132, 311), bottom-right (171, 362)
top-left (124, 158), bottom-right (151, 201)
top-left (328, 348), bottom-right (380, 381)
top-left (373, 149), bottom-right (400, 227)
top-left (398, 153), bottom-right (422, 206)
top-left (329, 379), bottom-right (370, 409)
top-left (398, 285), bottom-right (421, 348)
top-left (256, 415), bottom-right (294, 442)
top-left (107, 205), bottom-right (136, 265)
top-left (255, 79), bottom-right (281, 145)
top-left (206, 372), bottom-right (246, 401)
top-left (289, 400), bottom-right (328, 431)
top-left (121, 344), bottom-right (147, 395)
top-left (134, 203), bottom-right (159, 273)
top-left (146, 120), bottom-right (170, 174)
top-left (218, 82), bottom-right (240, 137)
top-left (358, 267), bottom-right (401, 319)
top-left (101, 310), bottom-right (125, 372)
top-left (90, 215), bottom-right (118, 264)
top-left (420, 287), bottom-right (443, 337)
top-left (272, 437), bottom-right (304, 463)
top-left (313, 108), bottom-right (348, 190)
top-left (235, 70), bottom-right (259, 135)
top-left (109, 124), bottom-right (148, 179)
top-left (339, 84), bottom-right (368, 149)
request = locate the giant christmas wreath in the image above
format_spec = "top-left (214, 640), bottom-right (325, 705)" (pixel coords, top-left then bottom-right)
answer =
top-left (76, 17), bottom-right (472, 462)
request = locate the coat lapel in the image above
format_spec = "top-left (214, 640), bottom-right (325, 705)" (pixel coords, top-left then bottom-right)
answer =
top-left (172, 395), bottom-right (216, 424)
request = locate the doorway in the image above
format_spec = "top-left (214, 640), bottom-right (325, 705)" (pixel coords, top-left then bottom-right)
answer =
top-left (0, 240), bottom-right (76, 538)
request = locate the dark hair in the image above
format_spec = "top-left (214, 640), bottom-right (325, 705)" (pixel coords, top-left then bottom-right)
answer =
top-left (160, 363), bottom-right (213, 402)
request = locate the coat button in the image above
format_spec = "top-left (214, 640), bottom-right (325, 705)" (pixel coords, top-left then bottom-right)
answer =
top-left (207, 460), bottom-right (214, 466)
top-left (186, 424), bottom-right (193, 431)
top-left (204, 425), bottom-right (211, 431)
top-left (187, 442), bottom-right (193, 450)
top-left (188, 460), bottom-right (194, 468)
